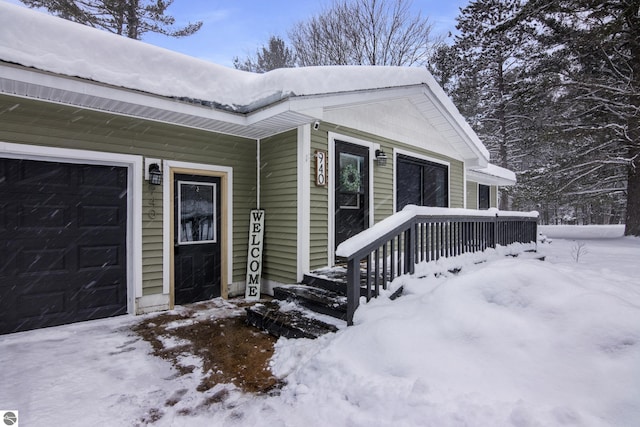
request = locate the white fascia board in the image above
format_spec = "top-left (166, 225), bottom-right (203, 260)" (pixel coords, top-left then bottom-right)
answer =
top-left (0, 63), bottom-right (247, 125)
top-left (245, 97), bottom-right (316, 125)
top-left (420, 72), bottom-right (491, 162)
top-left (420, 85), bottom-right (490, 166)
top-left (467, 164), bottom-right (517, 186)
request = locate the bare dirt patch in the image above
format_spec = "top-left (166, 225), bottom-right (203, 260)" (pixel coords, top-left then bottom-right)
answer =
top-left (132, 299), bottom-right (282, 396)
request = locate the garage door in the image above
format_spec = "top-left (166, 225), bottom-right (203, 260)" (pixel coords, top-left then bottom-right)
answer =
top-left (0, 158), bottom-right (128, 334)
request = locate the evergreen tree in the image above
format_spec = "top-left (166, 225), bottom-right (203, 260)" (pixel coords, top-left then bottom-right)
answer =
top-left (434, 0), bottom-right (633, 228)
top-left (233, 36), bottom-right (296, 73)
top-left (451, 0), bottom-right (539, 210)
top-left (511, 0), bottom-right (640, 234)
top-left (20, 0), bottom-right (202, 39)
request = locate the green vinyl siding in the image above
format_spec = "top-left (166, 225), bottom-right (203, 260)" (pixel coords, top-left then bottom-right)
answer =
top-left (466, 181), bottom-right (478, 210)
top-left (309, 126), bottom-right (330, 270)
top-left (142, 186), bottom-right (164, 295)
top-left (308, 122), bottom-right (466, 269)
top-left (320, 123), bottom-right (465, 217)
top-left (0, 94), bottom-right (257, 295)
top-left (260, 130), bottom-right (298, 284)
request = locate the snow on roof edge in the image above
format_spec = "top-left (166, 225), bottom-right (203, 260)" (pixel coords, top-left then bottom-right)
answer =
top-left (468, 164), bottom-right (517, 184)
top-left (0, 3), bottom-right (429, 110)
top-left (0, 2), bottom-right (490, 162)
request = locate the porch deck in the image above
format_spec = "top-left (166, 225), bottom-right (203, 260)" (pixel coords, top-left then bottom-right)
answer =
top-left (247, 207), bottom-right (540, 337)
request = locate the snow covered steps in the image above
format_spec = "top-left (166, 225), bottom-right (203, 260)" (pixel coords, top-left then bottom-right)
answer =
top-left (273, 285), bottom-right (348, 320)
top-left (246, 271), bottom-right (351, 338)
top-left (245, 301), bottom-right (339, 339)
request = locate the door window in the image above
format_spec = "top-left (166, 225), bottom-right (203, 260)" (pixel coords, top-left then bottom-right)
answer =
top-left (177, 181), bottom-right (217, 244)
top-left (338, 152), bottom-right (364, 209)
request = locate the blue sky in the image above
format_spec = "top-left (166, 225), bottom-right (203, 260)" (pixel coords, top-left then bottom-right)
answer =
top-left (6, 0), bottom-right (468, 67)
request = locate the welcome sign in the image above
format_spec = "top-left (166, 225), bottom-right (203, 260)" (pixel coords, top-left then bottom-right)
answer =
top-left (245, 209), bottom-right (265, 300)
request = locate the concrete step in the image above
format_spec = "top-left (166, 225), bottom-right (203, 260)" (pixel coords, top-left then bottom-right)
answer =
top-left (302, 268), bottom-right (390, 298)
top-left (245, 301), bottom-right (339, 339)
top-left (273, 285), bottom-right (347, 321)
top-left (301, 272), bottom-right (346, 295)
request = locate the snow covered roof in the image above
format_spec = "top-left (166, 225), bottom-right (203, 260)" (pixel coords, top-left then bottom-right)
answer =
top-left (467, 164), bottom-right (517, 186)
top-left (0, 2), bottom-right (490, 164)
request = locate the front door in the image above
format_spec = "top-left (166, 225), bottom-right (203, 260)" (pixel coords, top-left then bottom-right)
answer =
top-left (174, 174), bottom-right (221, 305)
top-left (335, 141), bottom-right (369, 248)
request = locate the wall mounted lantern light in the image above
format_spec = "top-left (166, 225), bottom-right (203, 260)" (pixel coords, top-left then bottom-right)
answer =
top-left (375, 149), bottom-right (388, 167)
top-left (148, 163), bottom-right (163, 185)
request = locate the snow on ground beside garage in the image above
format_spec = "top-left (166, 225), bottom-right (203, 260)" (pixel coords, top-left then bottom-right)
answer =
top-left (1, 226), bottom-right (639, 427)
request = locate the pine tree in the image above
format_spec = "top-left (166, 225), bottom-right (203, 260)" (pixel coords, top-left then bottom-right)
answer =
top-left (20, 0), bottom-right (202, 39)
top-left (452, 0), bottom-right (539, 210)
top-left (513, 0), bottom-right (640, 233)
top-left (233, 36), bottom-right (296, 73)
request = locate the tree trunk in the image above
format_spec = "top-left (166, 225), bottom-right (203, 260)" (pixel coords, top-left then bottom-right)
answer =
top-left (624, 2), bottom-right (640, 236)
top-left (126, 0), bottom-right (139, 39)
top-left (626, 164), bottom-right (640, 235)
top-left (497, 60), bottom-right (510, 211)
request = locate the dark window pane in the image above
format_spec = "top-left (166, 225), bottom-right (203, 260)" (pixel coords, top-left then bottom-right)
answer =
top-left (479, 184), bottom-right (490, 210)
top-left (178, 182), bottom-right (216, 243)
top-left (397, 155), bottom-right (448, 210)
top-left (396, 160), bottom-right (422, 210)
top-left (338, 152), bottom-right (364, 194)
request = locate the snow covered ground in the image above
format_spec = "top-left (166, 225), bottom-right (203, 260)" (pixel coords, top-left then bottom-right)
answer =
top-left (1, 226), bottom-right (639, 427)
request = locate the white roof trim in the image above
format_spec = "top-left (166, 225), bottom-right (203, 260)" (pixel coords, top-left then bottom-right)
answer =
top-left (0, 1), bottom-right (491, 161)
top-left (467, 164), bottom-right (517, 186)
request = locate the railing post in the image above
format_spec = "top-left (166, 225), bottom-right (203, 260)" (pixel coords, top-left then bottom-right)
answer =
top-left (408, 222), bottom-right (416, 275)
top-left (346, 257), bottom-right (359, 326)
top-left (339, 211), bottom-right (539, 326)
top-left (493, 213), bottom-right (499, 248)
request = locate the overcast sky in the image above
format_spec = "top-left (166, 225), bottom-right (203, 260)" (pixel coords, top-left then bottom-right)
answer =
top-left (5, 0), bottom-right (468, 67)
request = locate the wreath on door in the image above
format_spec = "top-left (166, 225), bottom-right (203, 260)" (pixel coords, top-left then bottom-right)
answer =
top-left (340, 163), bottom-right (361, 193)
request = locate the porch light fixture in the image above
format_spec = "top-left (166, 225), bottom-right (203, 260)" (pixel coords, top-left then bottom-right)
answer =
top-left (148, 163), bottom-right (163, 185)
top-left (375, 149), bottom-right (388, 166)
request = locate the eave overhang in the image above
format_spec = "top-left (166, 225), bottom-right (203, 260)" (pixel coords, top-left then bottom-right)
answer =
top-left (467, 164), bottom-right (517, 187)
top-left (0, 62), bottom-right (314, 140)
top-left (0, 61), bottom-right (492, 167)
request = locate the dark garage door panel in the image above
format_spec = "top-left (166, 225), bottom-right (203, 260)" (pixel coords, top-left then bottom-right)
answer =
top-left (0, 158), bottom-right (128, 334)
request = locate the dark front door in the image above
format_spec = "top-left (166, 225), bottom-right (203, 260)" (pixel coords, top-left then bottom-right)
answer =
top-left (0, 158), bottom-right (128, 334)
top-left (335, 141), bottom-right (369, 248)
top-left (174, 174), bottom-right (221, 305)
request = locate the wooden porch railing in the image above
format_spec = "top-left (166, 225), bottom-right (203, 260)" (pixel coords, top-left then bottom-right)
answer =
top-left (335, 206), bottom-right (539, 325)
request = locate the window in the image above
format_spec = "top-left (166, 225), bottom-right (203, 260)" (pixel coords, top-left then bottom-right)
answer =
top-left (178, 181), bottom-right (217, 244)
top-left (478, 184), bottom-right (490, 210)
top-left (396, 154), bottom-right (448, 211)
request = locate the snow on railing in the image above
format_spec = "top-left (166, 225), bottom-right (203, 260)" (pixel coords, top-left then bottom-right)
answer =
top-left (338, 205), bottom-right (539, 325)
